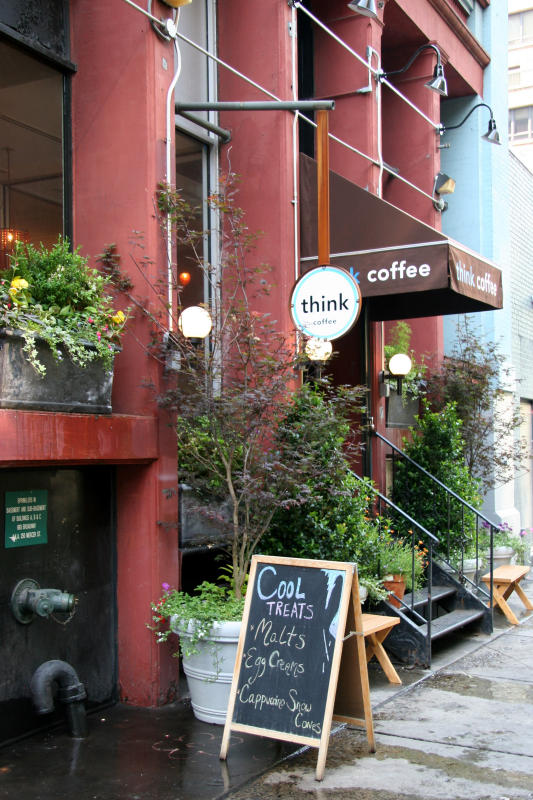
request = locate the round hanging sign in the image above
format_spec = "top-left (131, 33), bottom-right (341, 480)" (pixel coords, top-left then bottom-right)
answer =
top-left (290, 265), bottom-right (362, 341)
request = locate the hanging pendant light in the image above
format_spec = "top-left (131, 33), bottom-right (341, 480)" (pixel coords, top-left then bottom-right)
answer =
top-left (160, 0), bottom-right (192, 8)
top-left (1, 148), bottom-right (26, 270)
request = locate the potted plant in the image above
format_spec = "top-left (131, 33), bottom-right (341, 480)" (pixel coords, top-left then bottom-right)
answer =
top-left (150, 178), bottom-right (370, 722)
top-left (151, 581), bottom-right (245, 724)
top-left (150, 177), bottom-right (387, 722)
top-left (514, 529), bottom-right (532, 566)
top-left (480, 522), bottom-right (518, 570)
top-left (460, 543), bottom-right (483, 584)
top-left (0, 237), bottom-right (128, 413)
top-left (378, 528), bottom-right (426, 608)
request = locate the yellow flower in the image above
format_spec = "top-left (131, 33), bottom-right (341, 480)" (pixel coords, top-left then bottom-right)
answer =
top-left (111, 310), bottom-right (125, 325)
top-left (9, 277), bottom-right (29, 294)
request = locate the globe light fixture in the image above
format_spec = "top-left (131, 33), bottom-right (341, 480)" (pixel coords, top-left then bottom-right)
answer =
top-left (178, 305), bottom-right (212, 340)
top-left (379, 353), bottom-right (412, 396)
top-left (388, 353), bottom-right (412, 377)
top-left (305, 338), bottom-right (333, 362)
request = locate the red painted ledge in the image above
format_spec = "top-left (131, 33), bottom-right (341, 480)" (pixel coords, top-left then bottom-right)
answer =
top-left (0, 410), bottom-right (159, 466)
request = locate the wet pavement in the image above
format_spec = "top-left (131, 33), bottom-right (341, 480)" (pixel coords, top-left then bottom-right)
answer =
top-left (0, 700), bottom-right (297, 799)
top-left (1, 577), bottom-right (533, 800)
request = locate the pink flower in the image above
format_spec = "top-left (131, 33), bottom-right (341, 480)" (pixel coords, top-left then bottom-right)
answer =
top-left (87, 316), bottom-right (94, 324)
top-left (97, 331), bottom-right (101, 341)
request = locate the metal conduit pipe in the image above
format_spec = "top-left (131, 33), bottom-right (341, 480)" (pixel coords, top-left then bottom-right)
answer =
top-left (30, 660), bottom-right (88, 738)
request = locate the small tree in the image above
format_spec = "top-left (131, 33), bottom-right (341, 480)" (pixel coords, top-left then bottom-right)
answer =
top-left (392, 401), bottom-right (481, 560)
top-left (262, 382), bottom-right (383, 596)
top-left (158, 175), bottom-right (365, 599)
top-left (427, 317), bottom-right (528, 492)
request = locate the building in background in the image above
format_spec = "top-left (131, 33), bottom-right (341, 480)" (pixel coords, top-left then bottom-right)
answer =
top-left (441, 0), bottom-right (533, 532)
top-left (509, 0), bottom-right (533, 171)
top-left (508, 0), bottom-right (533, 530)
top-left (0, 0), bottom-right (512, 740)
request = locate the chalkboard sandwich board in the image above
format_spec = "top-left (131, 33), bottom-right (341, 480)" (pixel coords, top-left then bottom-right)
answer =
top-left (220, 555), bottom-right (374, 781)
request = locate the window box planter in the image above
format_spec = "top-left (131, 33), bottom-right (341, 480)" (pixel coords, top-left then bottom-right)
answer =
top-left (0, 329), bottom-right (114, 414)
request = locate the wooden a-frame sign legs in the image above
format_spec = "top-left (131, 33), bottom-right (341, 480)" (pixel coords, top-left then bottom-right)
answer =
top-left (219, 556), bottom-right (375, 782)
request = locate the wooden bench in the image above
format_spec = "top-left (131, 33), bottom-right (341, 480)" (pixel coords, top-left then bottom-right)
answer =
top-left (481, 564), bottom-right (533, 625)
top-left (361, 613), bottom-right (402, 685)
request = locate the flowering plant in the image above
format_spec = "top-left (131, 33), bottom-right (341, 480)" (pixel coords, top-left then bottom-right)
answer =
top-left (475, 521), bottom-right (533, 565)
top-left (377, 526), bottom-right (427, 591)
top-left (0, 237), bottom-right (128, 375)
top-left (150, 580), bottom-right (244, 659)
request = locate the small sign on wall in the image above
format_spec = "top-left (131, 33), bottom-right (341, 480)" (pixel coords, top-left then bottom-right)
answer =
top-left (5, 490), bottom-right (48, 548)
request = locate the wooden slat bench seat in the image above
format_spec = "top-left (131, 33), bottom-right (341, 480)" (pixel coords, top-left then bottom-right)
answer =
top-left (361, 613), bottom-right (402, 685)
top-left (481, 564), bottom-right (533, 625)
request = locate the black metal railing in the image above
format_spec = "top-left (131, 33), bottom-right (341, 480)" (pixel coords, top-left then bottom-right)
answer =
top-left (374, 430), bottom-right (496, 611)
top-left (352, 472), bottom-right (438, 666)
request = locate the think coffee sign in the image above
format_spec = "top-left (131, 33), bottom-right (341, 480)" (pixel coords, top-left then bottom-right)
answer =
top-left (290, 265), bottom-right (362, 341)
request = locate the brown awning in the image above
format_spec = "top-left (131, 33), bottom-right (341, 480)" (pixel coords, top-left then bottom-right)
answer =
top-left (300, 155), bottom-right (503, 321)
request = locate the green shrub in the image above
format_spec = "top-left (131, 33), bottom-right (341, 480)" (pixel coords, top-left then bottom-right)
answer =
top-left (261, 383), bottom-right (384, 598)
top-left (392, 401), bottom-right (481, 561)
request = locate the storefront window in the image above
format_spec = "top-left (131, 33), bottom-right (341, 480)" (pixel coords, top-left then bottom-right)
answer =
top-left (175, 132), bottom-right (208, 308)
top-left (0, 38), bottom-right (64, 267)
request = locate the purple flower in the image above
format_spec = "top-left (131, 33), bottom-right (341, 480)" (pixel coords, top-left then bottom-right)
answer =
top-left (161, 582), bottom-right (170, 591)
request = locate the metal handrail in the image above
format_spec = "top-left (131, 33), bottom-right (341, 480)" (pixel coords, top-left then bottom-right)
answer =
top-left (352, 472), bottom-right (437, 665)
top-left (373, 430), bottom-right (495, 612)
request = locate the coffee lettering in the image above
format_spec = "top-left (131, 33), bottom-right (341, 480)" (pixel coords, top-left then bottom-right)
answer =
top-left (367, 260), bottom-right (431, 283)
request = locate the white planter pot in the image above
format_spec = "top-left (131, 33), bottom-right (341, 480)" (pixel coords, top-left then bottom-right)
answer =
top-left (462, 558), bottom-right (482, 583)
top-left (359, 585), bottom-right (368, 605)
top-left (484, 547), bottom-right (515, 570)
top-left (171, 617), bottom-right (241, 725)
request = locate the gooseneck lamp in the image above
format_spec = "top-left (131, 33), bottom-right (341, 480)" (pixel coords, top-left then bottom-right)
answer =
top-left (381, 43), bottom-right (448, 97)
top-left (347, 0), bottom-right (379, 20)
top-left (440, 102), bottom-right (501, 145)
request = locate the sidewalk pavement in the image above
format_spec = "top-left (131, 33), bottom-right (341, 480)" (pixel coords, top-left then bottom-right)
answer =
top-left (226, 575), bottom-right (533, 800)
top-left (1, 576), bottom-right (533, 800)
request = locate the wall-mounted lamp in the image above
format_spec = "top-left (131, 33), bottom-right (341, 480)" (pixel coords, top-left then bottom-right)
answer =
top-left (433, 171), bottom-right (455, 212)
top-left (440, 102), bottom-right (501, 145)
top-left (347, 0), bottom-right (379, 19)
top-left (178, 305), bottom-right (213, 341)
top-left (378, 352), bottom-right (412, 396)
top-left (380, 44), bottom-right (448, 97)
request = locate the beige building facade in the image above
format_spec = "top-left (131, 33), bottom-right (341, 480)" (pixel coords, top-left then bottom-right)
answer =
top-left (509, 1), bottom-right (533, 170)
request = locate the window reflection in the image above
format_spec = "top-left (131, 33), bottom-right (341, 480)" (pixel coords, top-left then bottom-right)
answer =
top-left (0, 39), bottom-right (63, 267)
top-left (175, 131), bottom-right (206, 307)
